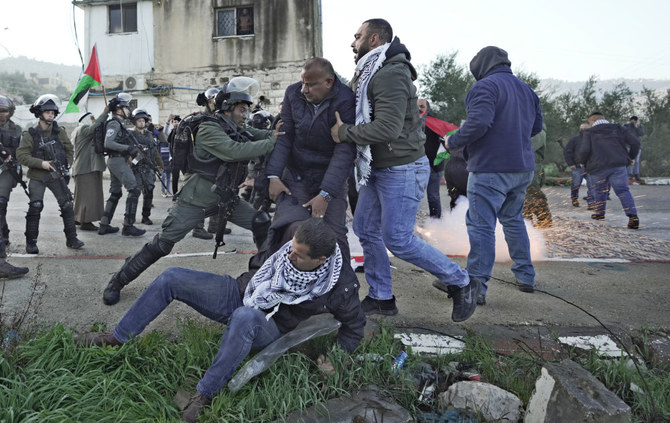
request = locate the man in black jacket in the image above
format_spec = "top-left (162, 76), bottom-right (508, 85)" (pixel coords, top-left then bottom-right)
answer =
top-left (76, 217), bottom-right (365, 422)
top-left (564, 123), bottom-right (592, 207)
top-left (578, 112), bottom-right (641, 229)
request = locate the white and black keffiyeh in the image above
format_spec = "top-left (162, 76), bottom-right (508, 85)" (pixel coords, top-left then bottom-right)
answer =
top-left (243, 241), bottom-right (342, 320)
top-left (353, 42), bottom-right (391, 185)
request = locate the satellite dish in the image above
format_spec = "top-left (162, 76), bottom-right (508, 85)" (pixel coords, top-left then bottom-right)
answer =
top-left (125, 76), bottom-right (137, 89)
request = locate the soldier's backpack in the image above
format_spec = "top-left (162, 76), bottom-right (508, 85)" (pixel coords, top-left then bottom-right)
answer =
top-left (93, 121), bottom-right (107, 155)
top-left (168, 112), bottom-right (212, 175)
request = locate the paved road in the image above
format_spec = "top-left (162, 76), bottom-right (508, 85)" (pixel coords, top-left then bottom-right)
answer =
top-left (1, 178), bottom-right (668, 343)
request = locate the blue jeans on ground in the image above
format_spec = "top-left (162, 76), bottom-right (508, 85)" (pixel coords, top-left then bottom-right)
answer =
top-left (427, 168), bottom-right (442, 218)
top-left (353, 156), bottom-right (469, 301)
top-left (465, 171), bottom-right (536, 296)
top-left (113, 267), bottom-right (281, 398)
top-left (589, 166), bottom-right (637, 217)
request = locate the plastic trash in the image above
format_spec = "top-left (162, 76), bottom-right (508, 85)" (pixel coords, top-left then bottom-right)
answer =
top-left (228, 314), bottom-right (341, 392)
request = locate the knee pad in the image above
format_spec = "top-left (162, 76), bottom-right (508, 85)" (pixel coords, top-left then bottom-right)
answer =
top-left (60, 200), bottom-right (74, 211)
top-left (110, 191), bottom-right (123, 202)
top-left (28, 200), bottom-right (44, 212)
top-left (149, 234), bottom-right (175, 256)
top-left (128, 188), bottom-right (141, 199)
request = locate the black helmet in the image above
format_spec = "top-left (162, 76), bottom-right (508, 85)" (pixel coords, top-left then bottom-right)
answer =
top-left (215, 77), bottom-right (259, 112)
top-left (132, 108), bottom-right (149, 123)
top-left (29, 94), bottom-right (60, 118)
top-left (109, 92), bottom-right (132, 112)
top-left (251, 110), bottom-right (273, 129)
top-left (196, 87), bottom-right (220, 107)
top-left (0, 95), bottom-right (16, 118)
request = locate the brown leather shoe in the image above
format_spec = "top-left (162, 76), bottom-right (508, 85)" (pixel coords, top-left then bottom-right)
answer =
top-left (75, 331), bottom-right (122, 347)
top-left (181, 392), bottom-right (212, 422)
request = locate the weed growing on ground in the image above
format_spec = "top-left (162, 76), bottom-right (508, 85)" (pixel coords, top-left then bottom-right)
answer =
top-left (1, 322), bottom-right (668, 422)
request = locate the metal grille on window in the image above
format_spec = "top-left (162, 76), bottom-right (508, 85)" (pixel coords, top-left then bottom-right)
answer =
top-left (217, 9), bottom-right (235, 37)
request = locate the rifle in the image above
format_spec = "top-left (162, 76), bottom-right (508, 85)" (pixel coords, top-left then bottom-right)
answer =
top-left (128, 131), bottom-right (171, 193)
top-left (206, 165), bottom-right (240, 259)
top-left (0, 151), bottom-right (29, 196)
top-left (38, 140), bottom-right (73, 203)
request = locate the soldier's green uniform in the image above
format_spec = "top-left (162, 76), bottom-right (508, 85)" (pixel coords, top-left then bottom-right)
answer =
top-left (102, 80), bottom-right (276, 306)
top-left (128, 127), bottom-right (164, 225)
top-left (17, 94), bottom-right (84, 254)
top-left (0, 95), bottom-right (29, 278)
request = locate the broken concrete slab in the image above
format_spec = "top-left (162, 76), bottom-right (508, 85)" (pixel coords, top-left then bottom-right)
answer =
top-left (438, 381), bottom-right (522, 422)
top-left (558, 334), bottom-right (626, 358)
top-left (525, 359), bottom-right (631, 423)
top-left (647, 333), bottom-right (670, 369)
top-left (394, 332), bottom-right (465, 354)
top-left (275, 385), bottom-right (412, 423)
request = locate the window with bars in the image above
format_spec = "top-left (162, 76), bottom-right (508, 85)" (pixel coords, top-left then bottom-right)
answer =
top-left (215, 6), bottom-right (254, 37)
top-left (109, 3), bottom-right (138, 34)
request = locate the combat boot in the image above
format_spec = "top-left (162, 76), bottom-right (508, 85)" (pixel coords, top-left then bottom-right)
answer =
top-left (103, 274), bottom-right (125, 305)
top-left (192, 227), bottom-right (213, 240)
top-left (98, 223), bottom-right (120, 235)
top-left (61, 203), bottom-right (85, 249)
top-left (25, 241), bottom-right (39, 254)
top-left (0, 261), bottom-right (29, 279)
top-left (66, 238), bottom-right (85, 249)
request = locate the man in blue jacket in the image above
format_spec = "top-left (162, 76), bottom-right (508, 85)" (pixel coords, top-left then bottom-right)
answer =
top-left (447, 46), bottom-right (543, 305)
top-left (266, 57), bottom-right (356, 262)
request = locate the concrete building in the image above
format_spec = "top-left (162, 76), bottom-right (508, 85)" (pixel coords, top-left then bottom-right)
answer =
top-left (72, 0), bottom-right (323, 122)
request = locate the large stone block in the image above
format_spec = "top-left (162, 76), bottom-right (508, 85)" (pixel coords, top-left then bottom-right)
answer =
top-left (525, 359), bottom-right (631, 423)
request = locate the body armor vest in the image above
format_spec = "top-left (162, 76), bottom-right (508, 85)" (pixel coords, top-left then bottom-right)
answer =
top-left (0, 122), bottom-right (21, 155)
top-left (188, 116), bottom-right (250, 185)
top-left (130, 129), bottom-right (157, 166)
top-left (29, 122), bottom-right (67, 164)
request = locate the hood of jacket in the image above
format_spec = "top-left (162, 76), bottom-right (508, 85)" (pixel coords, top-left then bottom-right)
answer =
top-left (469, 46), bottom-right (512, 81)
top-left (384, 37), bottom-right (417, 81)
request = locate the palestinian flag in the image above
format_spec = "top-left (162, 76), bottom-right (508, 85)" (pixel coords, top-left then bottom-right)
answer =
top-left (425, 115), bottom-right (459, 166)
top-left (65, 45), bottom-right (103, 113)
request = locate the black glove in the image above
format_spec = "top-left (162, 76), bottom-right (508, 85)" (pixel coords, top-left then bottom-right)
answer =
top-left (127, 146), bottom-right (140, 157)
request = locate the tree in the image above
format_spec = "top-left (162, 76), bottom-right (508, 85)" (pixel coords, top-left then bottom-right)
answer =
top-left (418, 51), bottom-right (474, 124)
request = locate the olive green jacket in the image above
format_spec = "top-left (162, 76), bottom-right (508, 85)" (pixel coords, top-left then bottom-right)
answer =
top-left (17, 122), bottom-right (74, 181)
top-left (177, 114), bottom-right (275, 208)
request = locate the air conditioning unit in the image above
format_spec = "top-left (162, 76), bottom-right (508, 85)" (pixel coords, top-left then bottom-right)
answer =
top-left (123, 76), bottom-right (146, 91)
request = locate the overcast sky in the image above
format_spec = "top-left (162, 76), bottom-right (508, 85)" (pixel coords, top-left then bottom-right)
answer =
top-left (1, 0), bottom-right (668, 82)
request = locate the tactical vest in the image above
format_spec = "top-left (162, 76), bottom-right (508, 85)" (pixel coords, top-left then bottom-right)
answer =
top-left (0, 122), bottom-right (21, 155)
top-left (107, 117), bottom-right (133, 147)
top-left (29, 122), bottom-right (67, 164)
top-left (188, 115), bottom-right (250, 185)
top-left (130, 129), bottom-right (157, 166)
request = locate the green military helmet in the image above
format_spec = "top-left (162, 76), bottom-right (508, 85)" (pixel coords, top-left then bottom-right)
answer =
top-left (0, 95), bottom-right (16, 118)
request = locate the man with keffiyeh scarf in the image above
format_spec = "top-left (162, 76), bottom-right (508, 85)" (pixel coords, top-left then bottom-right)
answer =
top-left (330, 19), bottom-right (480, 323)
top-left (75, 218), bottom-right (364, 422)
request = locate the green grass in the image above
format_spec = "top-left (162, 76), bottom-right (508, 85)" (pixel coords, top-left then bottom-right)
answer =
top-left (1, 323), bottom-right (668, 422)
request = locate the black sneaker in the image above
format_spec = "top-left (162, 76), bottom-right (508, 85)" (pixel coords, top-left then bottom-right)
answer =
top-left (591, 214), bottom-right (605, 221)
top-left (0, 261), bottom-right (29, 279)
top-left (360, 295), bottom-right (398, 316)
top-left (141, 217), bottom-right (153, 225)
top-left (66, 238), bottom-right (85, 249)
top-left (627, 214), bottom-right (639, 229)
top-left (122, 225), bottom-right (146, 237)
top-left (447, 278), bottom-right (481, 322)
top-left (477, 293), bottom-right (486, 306)
top-left (98, 224), bottom-right (120, 235)
top-left (518, 282), bottom-right (535, 293)
top-left (26, 242), bottom-right (39, 254)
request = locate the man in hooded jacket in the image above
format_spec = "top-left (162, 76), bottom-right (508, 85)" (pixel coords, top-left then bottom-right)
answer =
top-left (331, 18), bottom-right (478, 323)
top-left (447, 46), bottom-right (544, 305)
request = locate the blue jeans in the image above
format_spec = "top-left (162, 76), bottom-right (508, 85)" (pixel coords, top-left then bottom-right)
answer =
top-left (353, 156), bottom-right (469, 301)
top-left (571, 167), bottom-right (596, 206)
top-left (465, 171), bottom-right (536, 295)
top-left (161, 167), bottom-right (172, 194)
top-left (589, 166), bottom-right (637, 217)
top-left (114, 267), bottom-right (281, 398)
top-left (427, 168), bottom-right (442, 218)
top-left (627, 149), bottom-right (641, 178)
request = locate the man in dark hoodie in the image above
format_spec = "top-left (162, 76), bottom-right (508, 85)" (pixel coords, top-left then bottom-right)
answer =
top-left (446, 46), bottom-right (543, 305)
top-left (266, 58), bottom-right (356, 262)
top-left (331, 19), bottom-right (478, 323)
top-left (577, 111), bottom-right (640, 229)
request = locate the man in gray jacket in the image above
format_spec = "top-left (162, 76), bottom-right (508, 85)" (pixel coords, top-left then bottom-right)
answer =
top-left (331, 18), bottom-right (479, 322)
top-left (71, 107), bottom-right (108, 231)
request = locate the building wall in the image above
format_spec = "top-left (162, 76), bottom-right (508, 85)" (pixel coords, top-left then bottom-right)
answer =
top-left (82, 1), bottom-right (155, 77)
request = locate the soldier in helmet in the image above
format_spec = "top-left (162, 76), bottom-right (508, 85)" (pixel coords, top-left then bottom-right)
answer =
top-left (98, 92), bottom-right (146, 237)
top-left (16, 94), bottom-right (84, 254)
top-left (101, 77), bottom-right (282, 306)
top-left (0, 95), bottom-right (30, 278)
top-left (128, 108), bottom-right (164, 225)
